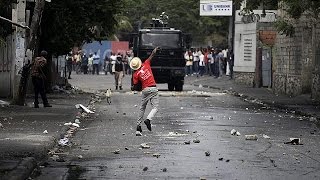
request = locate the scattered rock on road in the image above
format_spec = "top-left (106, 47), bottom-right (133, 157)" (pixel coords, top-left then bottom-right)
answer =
top-left (193, 139), bottom-right (200, 143)
top-left (205, 151), bottom-right (210, 156)
top-left (153, 153), bottom-right (161, 158)
top-left (140, 143), bottom-right (150, 149)
top-left (143, 167), bottom-right (148, 171)
top-left (218, 158), bottom-right (223, 161)
top-left (245, 135), bottom-right (258, 140)
top-left (113, 149), bottom-right (120, 154)
top-left (184, 141), bottom-right (191, 145)
top-left (263, 134), bottom-right (271, 139)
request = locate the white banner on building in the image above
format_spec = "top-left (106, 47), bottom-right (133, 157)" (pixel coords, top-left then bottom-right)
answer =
top-left (200, 0), bottom-right (233, 16)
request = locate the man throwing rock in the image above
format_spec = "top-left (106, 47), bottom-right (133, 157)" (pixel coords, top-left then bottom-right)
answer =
top-left (130, 47), bottom-right (160, 136)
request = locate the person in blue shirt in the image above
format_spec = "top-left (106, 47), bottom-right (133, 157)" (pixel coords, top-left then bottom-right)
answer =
top-left (92, 52), bottom-right (100, 75)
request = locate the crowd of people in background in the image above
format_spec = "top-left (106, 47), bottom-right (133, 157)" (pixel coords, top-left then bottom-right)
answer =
top-left (184, 47), bottom-right (234, 79)
top-left (65, 50), bottom-right (134, 90)
top-left (65, 51), bottom-right (134, 77)
top-left (64, 46), bottom-right (234, 90)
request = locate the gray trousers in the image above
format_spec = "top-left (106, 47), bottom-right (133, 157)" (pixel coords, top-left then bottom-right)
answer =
top-left (137, 87), bottom-right (159, 126)
top-left (114, 71), bottom-right (123, 86)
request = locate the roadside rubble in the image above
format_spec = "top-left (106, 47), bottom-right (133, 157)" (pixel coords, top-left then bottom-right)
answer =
top-left (0, 99), bottom-right (10, 107)
top-left (230, 129), bottom-right (241, 136)
top-left (245, 135), bottom-right (258, 140)
top-left (46, 93), bottom-right (98, 162)
top-left (284, 138), bottom-right (303, 145)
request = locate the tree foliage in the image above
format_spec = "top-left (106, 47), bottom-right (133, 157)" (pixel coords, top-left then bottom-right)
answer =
top-left (39, 0), bottom-right (123, 55)
top-left (0, 0), bottom-right (16, 45)
top-left (121, 0), bottom-right (230, 47)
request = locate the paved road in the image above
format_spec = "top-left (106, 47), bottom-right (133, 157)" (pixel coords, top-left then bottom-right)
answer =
top-left (35, 74), bottom-right (320, 180)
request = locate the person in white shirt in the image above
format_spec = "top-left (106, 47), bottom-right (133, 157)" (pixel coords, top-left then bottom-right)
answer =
top-left (110, 52), bottom-right (117, 75)
top-left (199, 51), bottom-right (205, 76)
top-left (184, 50), bottom-right (193, 76)
top-left (192, 48), bottom-right (200, 75)
top-left (88, 53), bottom-right (93, 74)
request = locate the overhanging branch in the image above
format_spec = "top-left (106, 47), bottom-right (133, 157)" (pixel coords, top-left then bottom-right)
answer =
top-left (0, 16), bottom-right (30, 29)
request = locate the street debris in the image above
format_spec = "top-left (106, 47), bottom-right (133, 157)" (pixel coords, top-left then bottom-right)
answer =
top-left (119, 165), bottom-right (124, 168)
top-left (309, 117), bottom-right (318, 122)
top-left (78, 155), bottom-right (83, 159)
top-left (162, 168), bottom-right (167, 172)
top-left (263, 134), bottom-right (271, 139)
top-left (58, 137), bottom-right (69, 146)
top-left (153, 153), bottom-right (161, 158)
top-left (140, 143), bottom-right (150, 149)
top-left (218, 158), bottom-right (223, 161)
top-left (226, 159), bottom-right (230, 162)
top-left (0, 123), bottom-right (4, 128)
top-left (64, 122), bottom-right (72, 126)
top-left (199, 84), bottom-right (203, 88)
top-left (75, 104), bottom-right (94, 114)
top-left (43, 130), bottom-right (48, 134)
top-left (231, 129), bottom-right (241, 136)
top-left (205, 151), bottom-right (211, 156)
top-left (184, 140), bottom-right (191, 145)
top-left (113, 149), bottom-right (120, 154)
top-left (74, 119), bottom-right (81, 124)
top-left (180, 107), bottom-right (184, 110)
top-left (245, 135), bottom-right (258, 140)
top-left (200, 177), bottom-right (207, 180)
top-left (72, 123), bottom-right (80, 128)
top-left (125, 147), bottom-right (129, 150)
top-left (143, 167), bottom-right (148, 171)
top-left (0, 100), bottom-right (10, 107)
top-left (193, 139), bottom-right (200, 143)
top-left (284, 138), bottom-right (303, 145)
top-left (270, 159), bottom-right (277, 167)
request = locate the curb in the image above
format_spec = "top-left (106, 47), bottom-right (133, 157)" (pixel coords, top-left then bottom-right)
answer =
top-left (3, 157), bottom-right (37, 180)
top-left (191, 83), bottom-right (320, 124)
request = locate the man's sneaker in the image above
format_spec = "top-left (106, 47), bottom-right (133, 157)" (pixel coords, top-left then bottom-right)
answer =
top-left (136, 131), bottom-right (142, 136)
top-left (144, 119), bottom-right (152, 131)
top-left (136, 125), bottom-right (142, 132)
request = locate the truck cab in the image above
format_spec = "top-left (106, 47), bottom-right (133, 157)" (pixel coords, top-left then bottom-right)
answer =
top-left (131, 19), bottom-right (191, 91)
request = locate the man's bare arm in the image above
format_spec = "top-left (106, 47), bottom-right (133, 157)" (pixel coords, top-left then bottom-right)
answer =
top-left (148, 47), bottom-right (160, 61)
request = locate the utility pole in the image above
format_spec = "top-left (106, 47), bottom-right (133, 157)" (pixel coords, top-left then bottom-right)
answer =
top-left (12, 0), bottom-right (27, 103)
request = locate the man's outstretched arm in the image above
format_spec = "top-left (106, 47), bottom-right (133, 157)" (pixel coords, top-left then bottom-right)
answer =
top-left (148, 47), bottom-right (160, 61)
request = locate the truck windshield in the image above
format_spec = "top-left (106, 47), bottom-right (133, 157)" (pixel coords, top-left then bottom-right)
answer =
top-left (140, 33), bottom-right (180, 48)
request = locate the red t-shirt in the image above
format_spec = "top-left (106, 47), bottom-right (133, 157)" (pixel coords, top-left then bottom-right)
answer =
top-left (133, 59), bottom-right (156, 89)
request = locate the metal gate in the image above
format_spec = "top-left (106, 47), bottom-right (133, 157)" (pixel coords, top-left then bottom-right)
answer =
top-left (0, 35), bottom-right (14, 97)
top-left (262, 48), bottom-right (272, 87)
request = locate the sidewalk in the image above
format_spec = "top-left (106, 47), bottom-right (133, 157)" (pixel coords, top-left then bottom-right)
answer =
top-left (185, 75), bottom-right (320, 124)
top-left (0, 92), bottom-right (91, 180)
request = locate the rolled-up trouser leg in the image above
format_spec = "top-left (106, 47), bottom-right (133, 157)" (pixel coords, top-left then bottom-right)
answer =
top-left (137, 87), bottom-right (158, 126)
top-left (147, 90), bottom-right (159, 120)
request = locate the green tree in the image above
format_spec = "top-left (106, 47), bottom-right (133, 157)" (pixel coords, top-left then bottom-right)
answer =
top-left (0, 0), bottom-right (15, 46)
top-left (121, 0), bottom-right (230, 47)
top-left (39, 0), bottom-right (124, 55)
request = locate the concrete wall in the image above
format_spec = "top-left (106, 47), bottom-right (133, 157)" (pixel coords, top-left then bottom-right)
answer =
top-left (273, 13), bottom-right (316, 96)
top-left (234, 10), bottom-right (277, 86)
